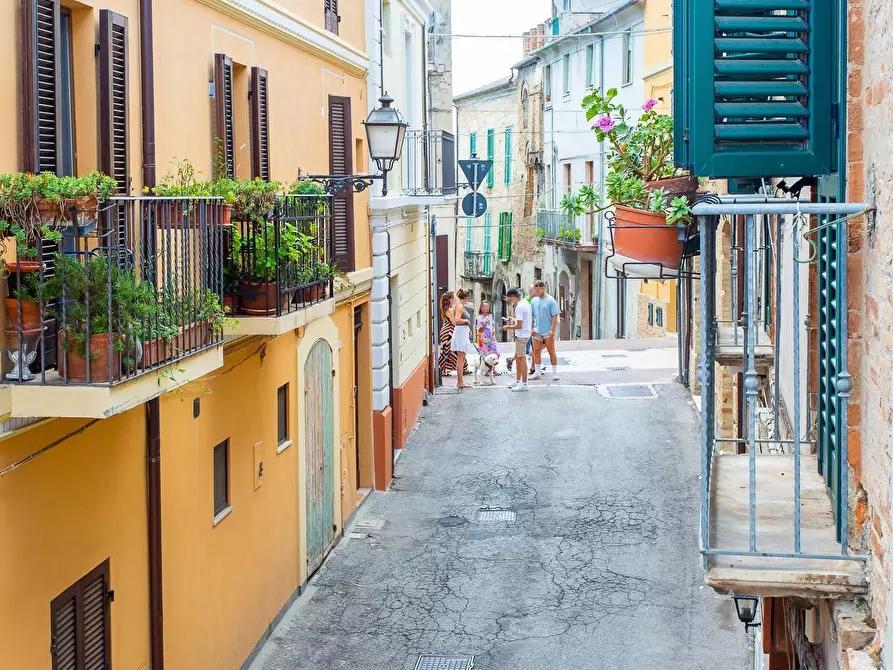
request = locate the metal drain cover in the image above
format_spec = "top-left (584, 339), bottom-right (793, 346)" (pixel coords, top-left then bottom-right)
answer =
top-left (478, 508), bottom-right (516, 522)
top-left (608, 366), bottom-right (628, 372)
top-left (415, 655), bottom-right (474, 670)
top-left (603, 384), bottom-right (656, 398)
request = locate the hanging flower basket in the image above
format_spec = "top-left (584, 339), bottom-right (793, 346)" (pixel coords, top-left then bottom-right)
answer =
top-left (612, 205), bottom-right (684, 269)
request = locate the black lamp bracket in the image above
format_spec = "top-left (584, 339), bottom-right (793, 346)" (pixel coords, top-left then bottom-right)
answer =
top-left (301, 174), bottom-right (384, 197)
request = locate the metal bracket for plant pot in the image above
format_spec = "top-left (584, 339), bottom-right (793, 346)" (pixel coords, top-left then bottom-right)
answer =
top-left (603, 210), bottom-right (701, 281)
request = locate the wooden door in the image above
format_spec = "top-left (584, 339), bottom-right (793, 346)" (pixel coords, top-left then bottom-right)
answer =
top-left (353, 306), bottom-right (362, 488)
top-left (559, 271), bottom-right (571, 340)
top-left (329, 96), bottom-right (355, 271)
top-left (305, 340), bottom-right (335, 575)
top-left (581, 260), bottom-right (593, 340)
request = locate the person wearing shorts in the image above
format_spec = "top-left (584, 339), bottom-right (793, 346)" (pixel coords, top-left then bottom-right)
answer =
top-left (503, 288), bottom-right (532, 392)
top-left (530, 280), bottom-right (560, 381)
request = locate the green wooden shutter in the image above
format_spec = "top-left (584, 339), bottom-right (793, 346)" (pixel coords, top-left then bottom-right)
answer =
top-left (465, 218), bottom-right (472, 254)
top-left (496, 213), bottom-right (504, 260)
top-left (497, 212), bottom-right (512, 262)
top-left (483, 215), bottom-right (492, 275)
top-left (504, 128), bottom-right (512, 185)
top-left (486, 129), bottom-right (495, 188)
top-left (506, 212), bottom-right (513, 260)
top-left (469, 131), bottom-right (477, 157)
top-left (676, 0), bottom-right (833, 178)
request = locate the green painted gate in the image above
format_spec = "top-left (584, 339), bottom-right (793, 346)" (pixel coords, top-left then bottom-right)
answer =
top-left (305, 339), bottom-right (335, 575)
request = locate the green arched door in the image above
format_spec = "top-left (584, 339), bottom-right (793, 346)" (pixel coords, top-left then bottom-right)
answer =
top-left (305, 339), bottom-right (335, 575)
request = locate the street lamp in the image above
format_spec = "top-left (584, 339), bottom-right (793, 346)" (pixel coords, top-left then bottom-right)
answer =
top-left (303, 93), bottom-right (408, 197)
top-left (733, 595), bottom-right (760, 633)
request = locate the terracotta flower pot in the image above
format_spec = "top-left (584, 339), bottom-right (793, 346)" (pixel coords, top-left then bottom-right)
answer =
top-left (36, 196), bottom-right (98, 224)
top-left (4, 298), bottom-right (42, 332)
top-left (221, 204), bottom-right (234, 227)
top-left (240, 280), bottom-right (287, 315)
top-left (172, 321), bottom-right (211, 355)
top-left (223, 293), bottom-right (240, 315)
top-left (140, 337), bottom-right (171, 369)
top-left (59, 333), bottom-right (120, 383)
top-left (612, 205), bottom-right (684, 269)
top-left (646, 175), bottom-right (699, 200)
top-left (5, 260), bottom-right (43, 274)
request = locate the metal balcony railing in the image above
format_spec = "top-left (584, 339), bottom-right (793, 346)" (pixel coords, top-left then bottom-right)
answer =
top-left (226, 195), bottom-right (333, 318)
top-left (463, 251), bottom-right (494, 279)
top-left (3, 197), bottom-right (225, 386)
top-left (536, 210), bottom-right (578, 245)
top-left (695, 196), bottom-right (867, 593)
top-left (401, 130), bottom-right (457, 197)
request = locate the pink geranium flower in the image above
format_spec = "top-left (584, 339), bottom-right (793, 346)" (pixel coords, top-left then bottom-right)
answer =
top-left (595, 116), bottom-right (615, 132)
top-left (642, 98), bottom-right (658, 111)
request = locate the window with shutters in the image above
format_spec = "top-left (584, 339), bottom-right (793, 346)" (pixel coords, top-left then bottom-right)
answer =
top-left (504, 128), bottom-right (512, 185)
top-left (250, 67), bottom-right (270, 181)
top-left (622, 31), bottom-right (632, 86)
top-left (214, 54), bottom-right (235, 179)
top-left (586, 44), bottom-right (595, 89)
top-left (329, 96), bottom-right (355, 271)
top-left (469, 132), bottom-right (477, 157)
top-left (99, 10), bottom-right (129, 248)
top-left (486, 129), bottom-right (495, 188)
top-left (562, 53), bottom-right (571, 97)
top-left (497, 212), bottom-right (512, 262)
top-left (277, 383), bottom-right (289, 448)
top-left (544, 65), bottom-right (552, 105)
top-left (51, 560), bottom-right (112, 670)
top-left (325, 0), bottom-right (339, 35)
top-left (213, 439), bottom-right (230, 518)
top-left (673, 0), bottom-right (835, 178)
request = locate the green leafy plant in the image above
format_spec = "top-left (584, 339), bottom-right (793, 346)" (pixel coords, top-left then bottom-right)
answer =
top-left (534, 226), bottom-right (546, 244)
top-left (145, 159), bottom-right (211, 198)
top-left (557, 226), bottom-right (582, 244)
top-left (232, 178), bottom-right (282, 222)
top-left (234, 220), bottom-right (314, 283)
top-left (289, 180), bottom-right (328, 215)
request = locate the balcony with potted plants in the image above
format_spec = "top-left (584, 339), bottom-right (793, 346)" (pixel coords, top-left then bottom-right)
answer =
top-left (396, 129), bottom-right (458, 203)
top-left (0, 169), bottom-right (228, 419)
top-left (222, 179), bottom-right (335, 337)
top-left (561, 90), bottom-right (699, 279)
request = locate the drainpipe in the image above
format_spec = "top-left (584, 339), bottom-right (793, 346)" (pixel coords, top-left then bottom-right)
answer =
top-left (140, 3), bottom-right (162, 669)
top-left (422, 16), bottom-right (435, 393)
top-left (593, 35), bottom-right (606, 340)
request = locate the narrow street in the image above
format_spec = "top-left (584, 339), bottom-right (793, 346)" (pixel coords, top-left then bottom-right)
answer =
top-left (254, 341), bottom-right (751, 670)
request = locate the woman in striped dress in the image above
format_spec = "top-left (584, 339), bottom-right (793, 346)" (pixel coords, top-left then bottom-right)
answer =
top-left (437, 291), bottom-right (468, 377)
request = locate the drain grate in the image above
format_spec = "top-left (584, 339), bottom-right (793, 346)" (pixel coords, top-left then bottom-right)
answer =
top-left (415, 655), bottom-right (475, 670)
top-left (604, 384), bottom-right (655, 398)
top-left (477, 508), bottom-right (516, 522)
top-left (608, 366), bottom-right (628, 372)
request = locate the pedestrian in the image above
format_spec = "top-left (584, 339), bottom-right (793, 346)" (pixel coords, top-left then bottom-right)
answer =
top-left (503, 287), bottom-right (532, 392)
top-left (438, 291), bottom-right (468, 378)
top-left (526, 284), bottom-right (536, 374)
top-left (476, 302), bottom-right (499, 367)
top-left (530, 280), bottom-right (560, 381)
top-left (450, 289), bottom-right (479, 389)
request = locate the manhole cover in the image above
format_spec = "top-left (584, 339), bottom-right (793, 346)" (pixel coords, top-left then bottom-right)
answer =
top-left (437, 515), bottom-right (467, 528)
top-left (415, 655), bottom-right (474, 670)
top-left (603, 384), bottom-right (655, 398)
top-left (477, 508), bottom-right (516, 522)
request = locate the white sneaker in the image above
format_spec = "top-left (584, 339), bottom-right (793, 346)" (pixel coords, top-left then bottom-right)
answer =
top-left (511, 383), bottom-right (529, 393)
top-left (506, 380), bottom-right (517, 389)
top-left (529, 370), bottom-right (542, 380)
top-left (552, 369), bottom-right (560, 381)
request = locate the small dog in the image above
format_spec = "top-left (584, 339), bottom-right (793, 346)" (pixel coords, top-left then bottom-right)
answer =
top-left (474, 353), bottom-right (501, 386)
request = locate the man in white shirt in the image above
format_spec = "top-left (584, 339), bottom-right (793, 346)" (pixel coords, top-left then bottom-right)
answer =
top-left (503, 287), bottom-right (532, 392)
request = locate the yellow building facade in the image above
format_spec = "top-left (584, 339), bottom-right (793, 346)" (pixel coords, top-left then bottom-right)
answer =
top-left (0, 1), bottom-right (376, 669)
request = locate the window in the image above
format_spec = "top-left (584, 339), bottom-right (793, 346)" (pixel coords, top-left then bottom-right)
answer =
top-left (504, 127), bottom-right (512, 185)
top-left (250, 67), bottom-right (270, 180)
top-left (647, 303), bottom-right (654, 326)
top-left (213, 439), bottom-right (230, 518)
top-left (544, 65), bottom-right (552, 104)
top-left (622, 31), bottom-right (632, 86)
top-left (329, 96), bottom-right (355, 271)
top-left (562, 53), bottom-right (571, 96)
top-left (497, 212), bottom-right (513, 261)
top-left (486, 129), bottom-right (495, 188)
top-left (324, 0), bottom-right (339, 35)
top-left (469, 131), bottom-right (477, 158)
top-left (563, 163), bottom-right (572, 196)
top-left (534, 267), bottom-right (542, 281)
top-left (214, 54), bottom-right (236, 179)
top-left (51, 560), bottom-right (112, 670)
top-left (521, 87), bottom-right (529, 128)
top-left (656, 307), bottom-right (664, 328)
top-left (277, 384), bottom-right (289, 447)
top-left (586, 44), bottom-right (595, 88)
top-left (99, 9), bottom-right (130, 246)
top-left (58, 9), bottom-right (75, 177)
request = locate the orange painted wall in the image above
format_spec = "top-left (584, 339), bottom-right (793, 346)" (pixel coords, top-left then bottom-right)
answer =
top-left (373, 407), bottom-right (393, 490)
top-left (392, 356), bottom-right (428, 449)
top-left (0, 413), bottom-right (150, 670)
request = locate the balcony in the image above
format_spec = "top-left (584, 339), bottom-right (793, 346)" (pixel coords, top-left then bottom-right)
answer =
top-left (536, 210), bottom-right (590, 249)
top-left (1, 197), bottom-right (226, 418)
top-left (462, 251), bottom-right (495, 280)
top-left (399, 129), bottom-right (457, 199)
top-left (224, 195), bottom-right (335, 336)
top-left (695, 196), bottom-right (867, 598)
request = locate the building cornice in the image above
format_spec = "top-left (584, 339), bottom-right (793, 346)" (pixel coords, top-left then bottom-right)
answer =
top-left (398, 0), bottom-right (434, 26)
top-left (196, 0), bottom-right (370, 78)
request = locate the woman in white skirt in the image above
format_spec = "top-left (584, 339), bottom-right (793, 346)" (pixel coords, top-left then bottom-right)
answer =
top-left (451, 288), bottom-right (479, 389)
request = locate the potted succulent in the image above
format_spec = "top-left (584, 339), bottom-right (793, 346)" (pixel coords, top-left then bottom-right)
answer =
top-left (561, 89), bottom-right (695, 269)
top-left (556, 226), bottom-right (582, 246)
top-left (33, 171), bottom-right (118, 230)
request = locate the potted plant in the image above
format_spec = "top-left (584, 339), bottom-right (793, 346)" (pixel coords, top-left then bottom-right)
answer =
top-left (33, 171), bottom-right (117, 230)
top-left (290, 179), bottom-right (328, 215)
top-left (144, 159), bottom-right (213, 228)
top-left (209, 177), bottom-right (238, 226)
top-left (168, 289), bottom-right (229, 354)
top-left (556, 226), bottom-right (582, 246)
top-left (222, 225), bottom-right (242, 315)
top-left (238, 219), bottom-right (313, 315)
top-left (561, 89), bottom-right (695, 269)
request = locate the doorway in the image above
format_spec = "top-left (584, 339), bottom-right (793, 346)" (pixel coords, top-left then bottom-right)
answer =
top-left (353, 306), bottom-right (363, 489)
top-left (305, 339), bottom-right (335, 576)
top-left (581, 260), bottom-right (593, 340)
top-left (615, 270), bottom-right (627, 338)
top-left (559, 271), bottom-right (571, 340)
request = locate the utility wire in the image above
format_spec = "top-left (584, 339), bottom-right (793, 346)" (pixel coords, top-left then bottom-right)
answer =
top-left (431, 26), bottom-right (672, 40)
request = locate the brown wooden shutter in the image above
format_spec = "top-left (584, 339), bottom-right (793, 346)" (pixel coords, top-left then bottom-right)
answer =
top-left (22, 0), bottom-right (61, 174)
top-left (214, 53), bottom-right (235, 179)
top-left (250, 67), bottom-right (270, 181)
top-left (99, 9), bottom-right (129, 247)
top-left (324, 0), bottom-right (339, 34)
top-left (328, 95), bottom-right (355, 272)
top-left (51, 560), bottom-right (112, 670)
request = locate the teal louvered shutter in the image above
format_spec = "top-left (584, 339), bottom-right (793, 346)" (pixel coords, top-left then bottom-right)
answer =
top-left (486, 129), bottom-right (495, 188)
top-left (504, 128), bottom-right (512, 185)
top-left (677, 0), bottom-right (833, 178)
top-left (465, 218), bottom-right (472, 254)
top-left (505, 212), bottom-right (513, 260)
top-left (483, 214), bottom-right (492, 274)
top-left (469, 132), bottom-right (477, 158)
top-left (497, 212), bottom-right (512, 262)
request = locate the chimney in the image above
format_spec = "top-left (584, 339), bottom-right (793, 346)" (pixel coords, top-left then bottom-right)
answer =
top-left (523, 31), bottom-right (532, 57)
top-left (536, 24), bottom-right (546, 49)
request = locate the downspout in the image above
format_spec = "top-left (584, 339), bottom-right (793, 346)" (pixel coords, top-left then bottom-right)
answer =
top-left (593, 34), bottom-right (606, 339)
top-left (422, 22), bottom-right (436, 394)
top-left (385, 230), bottom-right (395, 458)
top-left (140, 3), bottom-right (162, 670)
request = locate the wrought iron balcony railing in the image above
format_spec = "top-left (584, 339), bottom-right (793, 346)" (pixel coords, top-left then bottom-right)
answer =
top-left (694, 195), bottom-right (867, 597)
top-left (225, 195), bottom-right (333, 319)
top-left (401, 130), bottom-right (457, 197)
top-left (536, 210), bottom-right (579, 246)
top-left (463, 251), bottom-right (495, 279)
top-left (2, 197), bottom-right (225, 386)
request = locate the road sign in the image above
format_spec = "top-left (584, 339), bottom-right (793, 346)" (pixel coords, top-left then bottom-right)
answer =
top-left (462, 192), bottom-right (487, 218)
top-left (458, 159), bottom-right (493, 190)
